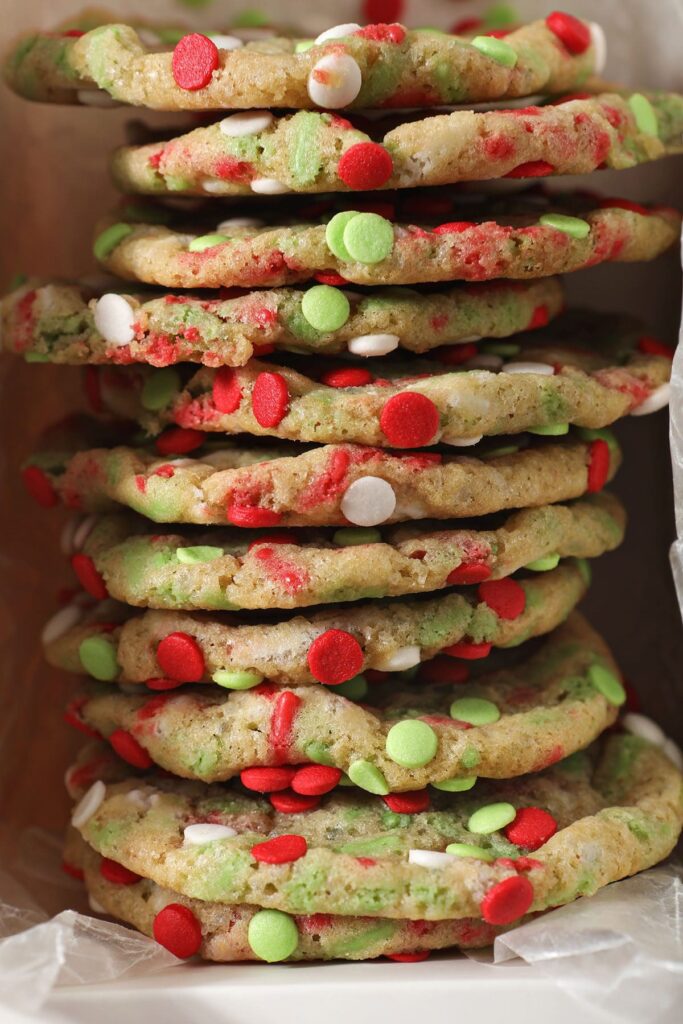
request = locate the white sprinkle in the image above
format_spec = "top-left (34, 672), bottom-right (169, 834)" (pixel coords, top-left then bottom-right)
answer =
top-left (183, 823), bottom-right (238, 846)
top-left (589, 22), bottom-right (607, 75)
top-left (502, 361), bottom-right (554, 376)
top-left (216, 217), bottom-right (264, 233)
top-left (463, 354), bottom-right (503, 372)
top-left (72, 515), bottom-right (98, 552)
top-left (341, 477), bottom-right (396, 527)
top-left (209, 34), bottom-right (244, 51)
top-left (88, 895), bottom-right (106, 914)
top-left (41, 603), bottom-right (85, 647)
top-left (201, 179), bottom-right (234, 195)
top-left (219, 110), bottom-right (274, 138)
top-left (408, 849), bottom-right (456, 869)
top-left (448, 435), bottom-right (483, 447)
top-left (138, 29), bottom-right (161, 47)
top-left (662, 738), bottom-right (683, 771)
top-left (72, 780), bottom-right (106, 829)
top-left (60, 516), bottom-right (80, 556)
top-left (308, 53), bottom-right (362, 109)
top-left (348, 333), bottom-right (400, 357)
top-left (77, 89), bottom-right (121, 108)
top-left (375, 646), bottom-right (422, 672)
top-left (622, 713), bottom-right (666, 747)
top-left (250, 177), bottom-right (291, 195)
top-left (630, 383), bottom-right (671, 416)
top-left (315, 23), bottom-right (361, 43)
top-left (93, 293), bottom-right (136, 347)
top-left (458, 335), bottom-right (483, 343)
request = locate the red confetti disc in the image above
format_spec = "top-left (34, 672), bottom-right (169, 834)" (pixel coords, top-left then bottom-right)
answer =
top-left (447, 562), bottom-right (492, 586)
top-left (172, 34), bottom-right (220, 91)
top-left (432, 221), bottom-right (475, 235)
top-left (383, 791), bottom-right (430, 814)
top-left (477, 578), bottom-right (526, 620)
top-left (362, 0), bottom-right (404, 22)
top-left (227, 502), bottom-right (283, 528)
top-left (638, 336), bottom-right (675, 359)
top-left (480, 875), bottom-right (534, 925)
top-left (241, 766), bottom-right (298, 793)
top-left (504, 160), bottom-right (555, 179)
top-left (292, 765), bottom-right (342, 796)
top-left (417, 657), bottom-right (470, 685)
top-left (504, 807), bottom-right (557, 850)
top-left (156, 632), bottom-right (205, 682)
top-left (528, 304), bottom-right (550, 330)
top-left (155, 427), bottom-right (204, 455)
top-left (307, 629), bottom-right (364, 685)
top-left (109, 728), bottom-right (152, 769)
top-left (545, 11), bottom-right (591, 54)
top-left (247, 532), bottom-right (297, 551)
top-left (145, 677), bottom-right (185, 691)
top-left (100, 858), bottom-right (142, 886)
top-left (153, 903), bottom-right (202, 958)
top-left (62, 860), bottom-right (85, 881)
top-left (443, 640), bottom-right (492, 660)
top-left (337, 142), bottom-right (394, 190)
top-left (314, 271), bottom-right (349, 286)
top-left (251, 834), bottom-right (308, 864)
top-left (213, 366), bottom-right (243, 413)
top-left (597, 197), bottom-right (649, 215)
top-left (379, 392), bottom-right (440, 448)
top-left (22, 465), bottom-right (58, 508)
top-left (387, 951), bottom-right (431, 962)
top-left (71, 554), bottom-right (108, 600)
top-left (269, 790), bottom-right (321, 813)
top-left (586, 438), bottom-right (610, 493)
top-left (321, 367), bottom-right (374, 388)
top-left (252, 371), bottom-right (290, 428)
top-left (434, 343), bottom-right (479, 366)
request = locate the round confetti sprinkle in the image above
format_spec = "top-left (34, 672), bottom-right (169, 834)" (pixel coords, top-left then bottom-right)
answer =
top-left (631, 383), bottom-right (671, 416)
top-left (227, 502), bottom-right (282, 527)
top-left (525, 553), bottom-right (560, 571)
top-left (431, 776), bottom-right (477, 793)
top-left (342, 212), bottom-right (394, 264)
top-left (622, 712), bottom-right (666, 746)
top-left (141, 368), bottom-right (181, 411)
top-left (292, 765), bottom-right (342, 796)
top-left (588, 663), bottom-right (626, 706)
top-left (450, 697), bottom-right (500, 726)
top-left (71, 780), bottom-right (106, 828)
top-left (467, 801), bottom-right (516, 834)
top-left (21, 465), bottom-right (58, 508)
top-left (100, 858), bottom-right (141, 886)
top-left (471, 35), bottom-right (517, 66)
top-left (539, 213), bottom-right (590, 239)
top-left (325, 211), bottom-right (359, 260)
top-left (251, 177), bottom-right (291, 195)
top-left (341, 476), bottom-right (396, 527)
top-left (322, 367), bottom-right (373, 387)
top-left (383, 791), bottom-right (430, 814)
top-left (419, 659), bottom-right (470, 685)
top-left (481, 875), bottom-right (534, 925)
top-left (213, 367), bottom-right (243, 413)
top-left (315, 23), bottom-right (362, 43)
top-left (447, 562), bottom-right (491, 586)
top-left (109, 729), bottom-right (152, 769)
top-left (93, 223), bottom-right (133, 261)
top-left (375, 645), bottom-right (421, 672)
top-left (528, 422), bottom-right (569, 436)
top-left (307, 53), bottom-right (362, 109)
top-left (172, 34), bottom-right (220, 91)
top-left (176, 545), bottom-right (223, 565)
top-left (248, 909), bottom-right (299, 962)
top-left (220, 110), bottom-right (274, 137)
top-left (347, 333), bottom-right (400, 357)
top-left (251, 834), bottom-right (308, 864)
top-left (444, 842), bottom-right (494, 862)
top-left (71, 554), bottom-right (108, 600)
top-left (307, 629), bottom-right (364, 685)
top-left (153, 903), bottom-right (202, 958)
top-left (545, 11), bottom-right (590, 54)
top-left (379, 392), bottom-right (439, 447)
top-left (212, 669), bottom-right (263, 690)
top-left (588, 21), bottom-right (607, 73)
top-left (387, 952), bottom-right (431, 963)
top-left (587, 438), bottom-right (610, 493)
top-left (79, 635), bottom-right (119, 682)
top-left (348, 760), bottom-right (389, 794)
top-left (301, 285), bottom-right (350, 331)
top-left (502, 361), bottom-right (553, 376)
top-left (93, 293), bottom-right (136, 347)
top-left (408, 848), bottom-right (455, 869)
top-left (504, 807), bottom-right (557, 850)
top-left (252, 371), bottom-right (289, 428)
top-left (41, 604), bottom-right (84, 647)
top-left (637, 336), bottom-right (675, 359)
top-left (155, 428), bottom-right (204, 455)
top-left (241, 766), bottom-right (297, 793)
top-left (183, 823), bottom-right (237, 845)
top-left (444, 640), bottom-right (492, 660)
top-left (156, 632), bottom-right (205, 682)
top-left (269, 791), bottom-right (320, 813)
top-left (333, 527), bottom-right (381, 546)
top-left (478, 578), bottom-right (526, 620)
top-left (338, 142), bottom-right (393, 190)
top-left (334, 674), bottom-right (369, 700)
top-left (385, 720), bottom-right (438, 768)
top-left (188, 233), bottom-right (229, 252)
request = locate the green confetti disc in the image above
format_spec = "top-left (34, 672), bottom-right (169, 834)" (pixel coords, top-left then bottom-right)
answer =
top-left (334, 674), bottom-right (369, 700)
top-left (176, 546), bottom-right (224, 565)
top-left (576, 558), bottom-right (592, 586)
top-left (343, 213), bottom-right (394, 264)
top-left (578, 427), bottom-right (619, 456)
top-left (247, 909), bottom-right (299, 963)
top-left (450, 697), bottom-right (500, 726)
top-left (188, 233), bottom-right (230, 253)
top-left (385, 720), bottom-right (438, 768)
top-left (79, 635), bottom-right (119, 682)
top-left (348, 760), bottom-right (389, 795)
top-left (431, 776), bottom-right (477, 793)
top-left (93, 223), bottom-right (133, 261)
top-left (480, 341), bottom-right (521, 356)
top-left (325, 211), bottom-right (358, 261)
top-left (445, 842), bottom-right (495, 861)
top-left (628, 93), bottom-right (659, 136)
top-left (212, 669), bottom-right (264, 690)
top-left (24, 352), bottom-right (50, 363)
top-left (467, 801), bottom-right (516, 834)
top-left (333, 527), bottom-right (382, 546)
top-left (539, 213), bottom-right (590, 239)
top-left (471, 35), bottom-right (518, 67)
top-left (301, 285), bottom-right (350, 331)
top-left (525, 553), bottom-right (560, 571)
top-left (141, 368), bottom-right (181, 411)
top-left (528, 422), bottom-right (570, 436)
top-left (588, 663), bottom-right (626, 706)
top-left (295, 39), bottom-right (314, 52)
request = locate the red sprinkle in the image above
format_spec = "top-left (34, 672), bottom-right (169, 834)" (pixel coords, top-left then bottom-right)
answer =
top-left (481, 874), bottom-right (534, 925)
top-left (153, 903), bottom-right (202, 958)
top-left (307, 629), bottom-right (364, 685)
top-left (447, 562), bottom-right (492, 586)
top-left (321, 367), bottom-right (374, 388)
top-left (213, 367), bottom-right (243, 413)
top-left (100, 858), bottom-right (142, 886)
top-left (172, 34), bottom-right (219, 91)
top-left (504, 160), bottom-right (555, 179)
top-left (64, 697), bottom-right (101, 739)
top-left (146, 677), bottom-right (185, 691)
top-left (156, 632), bottom-right (205, 682)
top-left (545, 11), bottom-right (591, 54)
top-left (247, 532), bottom-right (297, 551)
top-left (528, 304), bottom-right (550, 330)
top-left (432, 221), bottom-right (474, 235)
top-left (252, 371), bottom-right (289, 428)
top-left (356, 22), bottom-right (406, 44)
top-left (251, 834), bottom-right (308, 864)
top-left (62, 860), bottom-right (85, 881)
top-left (155, 427), bottom-right (204, 455)
top-left (270, 691), bottom-right (301, 762)
top-left (478, 578), bottom-right (526, 620)
top-left (337, 142), bottom-right (394, 190)
top-left (71, 554), bottom-right (108, 600)
top-left (443, 640), bottom-right (492, 660)
top-left (292, 765), bottom-right (342, 796)
top-left (269, 790), bottom-right (321, 813)
top-left (504, 807), bottom-right (558, 851)
top-left (109, 729), bottom-right (152, 769)
top-left (21, 465), bottom-right (58, 508)
top-left (597, 197), bottom-right (649, 216)
top-left (383, 791), bottom-right (430, 814)
top-left (227, 502), bottom-right (282, 528)
top-left (638, 335), bottom-right (675, 359)
top-left (418, 658), bottom-right (470, 685)
top-left (241, 766), bottom-right (298, 793)
top-left (314, 271), bottom-right (349, 286)
top-left (586, 438), bottom-right (610, 493)
top-left (380, 392), bottom-right (440, 448)
top-left (435, 343), bottom-right (479, 366)
top-left (387, 951), bottom-right (431, 962)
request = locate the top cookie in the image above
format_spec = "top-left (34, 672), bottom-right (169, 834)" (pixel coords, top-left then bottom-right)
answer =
top-left (5, 14), bottom-right (604, 111)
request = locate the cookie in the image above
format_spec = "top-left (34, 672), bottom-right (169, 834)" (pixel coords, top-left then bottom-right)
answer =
top-left (93, 194), bottom-right (680, 289)
top-left (5, 15), bottom-right (604, 111)
top-left (45, 559), bottom-right (589, 688)
top-left (111, 93), bottom-right (683, 198)
top-left (73, 612), bottom-right (624, 787)
top-left (71, 494), bottom-right (624, 611)
top-left (0, 277), bottom-right (564, 366)
top-left (24, 434), bottom-right (621, 527)
top-left (68, 731), bottom-right (683, 950)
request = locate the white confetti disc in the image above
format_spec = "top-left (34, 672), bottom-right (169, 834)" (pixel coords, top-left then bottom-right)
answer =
top-left (463, 354), bottom-right (503, 371)
top-left (72, 515), bottom-right (98, 552)
top-left (308, 53), bottom-right (362, 109)
top-left (184, 823), bottom-right (238, 846)
top-left (315, 24), bottom-right (361, 43)
top-left (375, 646), bottom-right (421, 672)
top-left (348, 333), bottom-right (400, 357)
top-left (219, 111), bottom-right (274, 138)
top-left (622, 712), bottom-right (666, 746)
top-left (250, 177), bottom-right (291, 195)
top-left (448, 435), bottom-right (483, 447)
top-left (77, 89), bottom-right (121, 108)
top-left (201, 179), bottom-right (233, 195)
top-left (662, 738), bottom-right (683, 771)
top-left (408, 849), bottom-right (456, 869)
top-left (589, 22), bottom-right (607, 75)
top-left (341, 477), bottom-right (396, 526)
top-left (216, 218), bottom-right (263, 233)
top-left (93, 293), bottom-right (136, 347)
top-left (209, 34), bottom-right (244, 51)
top-left (88, 895), bottom-right (106, 914)
top-left (41, 603), bottom-right (85, 647)
top-left (502, 361), bottom-right (554, 375)
top-left (71, 780), bottom-right (106, 828)
top-left (630, 383), bottom-right (671, 416)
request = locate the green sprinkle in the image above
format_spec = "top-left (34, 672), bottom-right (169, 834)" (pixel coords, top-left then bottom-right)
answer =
top-left (480, 341), bottom-right (520, 357)
top-left (578, 427), bottom-right (619, 456)
top-left (212, 669), bottom-right (264, 690)
top-left (176, 545), bottom-right (224, 565)
top-left (576, 558), bottom-right (592, 586)
top-left (325, 211), bottom-right (358, 261)
top-left (432, 776), bottom-right (477, 793)
top-left (295, 40), bottom-right (315, 52)
top-left (525, 553), bottom-right (560, 571)
top-left (333, 527), bottom-right (382, 546)
top-left (79, 635), bottom-right (119, 682)
top-left (471, 35), bottom-right (518, 68)
top-left (304, 741), bottom-right (335, 766)
top-left (301, 285), bottom-right (350, 332)
top-left (335, 674), bottom-right (369, 700)
top-left (93, 223), bottom-right (133, 261)
top-left (588, 664), bottom-right (626, 706)
top-left (188, 233), bottom-right (230, 253)
top-left (120, 203), bottom-right (172, 225)
top-left (468, 801), bottom-right (516, 835)
top-left (385, 720), bottom-right (438, 768)
top-left (539, 213), bottom-right (590, 239)
top-left (528, 422), bottom-right (570, 436)
top-left (338, 772), bottom-right (355, 786)
top-left (343, 213), bottom-right (394, 264)
top-left (233, 9), bottom-right (269, 27)
top-left (450, 697), bottom-right (500, 726)
top-left (348, 760), bottom-right (389, 795)
top-left (141, 368), bottom-right (181, 411)
top-left (445, 842), bottom-right (495, 861)
top-left (628, 93), bottom-right (659, 137)
top-left (24, 352), bottom-right (50, 363)
top-left (247, 909), bottom-right (299, 963)
top-left (461, 747), bottom-right (480, 769)
top-left (483, 444), bottom-right (520, 459)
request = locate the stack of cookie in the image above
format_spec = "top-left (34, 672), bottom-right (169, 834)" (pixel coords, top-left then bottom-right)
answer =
top-left (3, 8), bottom-right (683, 964)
